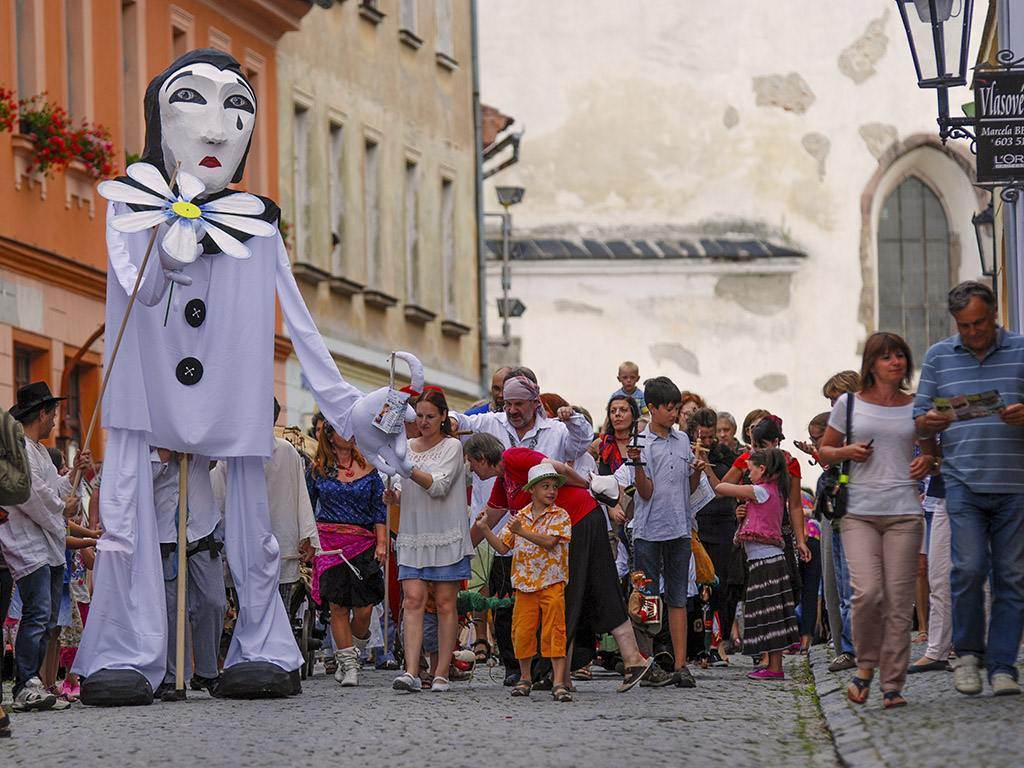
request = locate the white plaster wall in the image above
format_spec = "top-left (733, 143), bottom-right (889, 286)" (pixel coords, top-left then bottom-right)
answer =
top-left (479, 1), bottom-right (991, 459)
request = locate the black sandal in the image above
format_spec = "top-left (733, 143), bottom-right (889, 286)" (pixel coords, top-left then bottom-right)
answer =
top-left (510, 680), bottom-right (532, 697)
top-left (552, 684), bottom-right (573, 702)
top-left (847, 675), bottom-right (872, 704)
top-left (883, 690), bottom-right (907, 709)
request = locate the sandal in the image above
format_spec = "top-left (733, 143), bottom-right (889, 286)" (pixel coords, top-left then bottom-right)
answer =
top-left (883, 691), bottom-right (907, 709)
top-left (510, 680), bottom-right (532, 697)
top-left (571, 666), bottom-right (592, 681)
top-left (552, 684), bottom-right (573, 703)
top-left (472, 639), bottom-right (491, 664)
top-left (847, 675), bottom-right (872, 705)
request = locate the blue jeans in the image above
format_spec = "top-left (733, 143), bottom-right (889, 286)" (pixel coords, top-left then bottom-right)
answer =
top-left (945, 480), bottom-right (1024, 679)
top-left (831, 527), bottom-right (855, 655)
top-left (13, 564), bottom-right (64, 696)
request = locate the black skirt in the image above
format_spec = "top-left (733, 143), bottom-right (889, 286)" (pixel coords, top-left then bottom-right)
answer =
top-left (565, 507), bottom-right (629, 641)
top-left (742, 554), bottom-right (799, 655)
top-left (318, 547), bottom-right (385, 608)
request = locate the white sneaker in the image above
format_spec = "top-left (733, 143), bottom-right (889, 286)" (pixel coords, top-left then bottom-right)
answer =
top-left (991, 672), bottom-right (1022, 697)
top-left (12, 678), bottom-right (56, 712)
top-left (430, 676), bottom-right (451, 692)
top-left (393, 672), bottom-right (421, 693)
top-left (952, 655), bottom-right (983, 696)
top-left (334, 647), bottom-right (359, 687)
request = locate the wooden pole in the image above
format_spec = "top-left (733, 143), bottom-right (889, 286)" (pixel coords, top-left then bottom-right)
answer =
top-left (174, 453), bottom-right (189, 696)
top-left (69, 163), bottom-right (181, 494)
top-left (383, 352), bottom-right (396, 656)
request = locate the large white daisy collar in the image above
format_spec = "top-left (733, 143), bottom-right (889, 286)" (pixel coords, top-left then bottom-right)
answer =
top-left (97, 162), bottom-right (276, 262)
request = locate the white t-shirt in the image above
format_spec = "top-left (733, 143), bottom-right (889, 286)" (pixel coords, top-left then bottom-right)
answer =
top-left (827, 394), bottom-right (922, 517)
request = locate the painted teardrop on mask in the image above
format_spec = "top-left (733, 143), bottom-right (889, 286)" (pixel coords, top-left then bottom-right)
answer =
top-left (236, 115), bottom-right (243, 130)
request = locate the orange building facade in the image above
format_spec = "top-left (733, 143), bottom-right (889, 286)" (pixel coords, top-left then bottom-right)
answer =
top-left (0, 0), bottom-right (310, 458)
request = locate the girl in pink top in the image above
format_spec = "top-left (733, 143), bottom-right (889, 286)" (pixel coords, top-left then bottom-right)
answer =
top-left (711, 449), bottom-right (800, 680)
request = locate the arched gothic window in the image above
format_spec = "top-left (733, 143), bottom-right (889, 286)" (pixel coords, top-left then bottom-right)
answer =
top-left (877, 177), bottom-right (952, 363)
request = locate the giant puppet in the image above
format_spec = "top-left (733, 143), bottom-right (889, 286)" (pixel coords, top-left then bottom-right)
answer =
top-left (74, 49), bottom-right (417, 706)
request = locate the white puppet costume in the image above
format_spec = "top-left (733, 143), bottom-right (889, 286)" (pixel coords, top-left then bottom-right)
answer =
top-left (75, 49), bottom-right (416, 706)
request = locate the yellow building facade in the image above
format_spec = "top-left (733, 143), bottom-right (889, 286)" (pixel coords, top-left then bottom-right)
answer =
top-left (276, 0), bottom-right (482, 422)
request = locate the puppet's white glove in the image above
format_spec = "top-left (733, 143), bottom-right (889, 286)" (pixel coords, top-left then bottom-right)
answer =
top-left (348, 388), bottom-right (416, 478)
top-left (343, 351), bottom-right (425, 478)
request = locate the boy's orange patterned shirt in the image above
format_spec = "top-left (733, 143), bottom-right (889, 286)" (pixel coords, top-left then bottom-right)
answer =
top-left (500, 503), bottom-right (572, 592)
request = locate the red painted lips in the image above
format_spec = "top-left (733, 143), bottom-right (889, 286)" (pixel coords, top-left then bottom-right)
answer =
top-left (199, 156), bottom-right (221, 168)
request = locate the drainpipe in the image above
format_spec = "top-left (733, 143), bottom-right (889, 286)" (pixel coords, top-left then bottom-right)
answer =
top-left (999, 0), bottom-right (1023, 330)
top-left (471, 0), bottom-right (489, 396)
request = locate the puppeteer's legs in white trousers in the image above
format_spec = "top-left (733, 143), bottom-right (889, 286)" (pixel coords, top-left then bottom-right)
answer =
top-left (76, 430), bottom-right (300, 705)
top-left (75, 428), bottom-right (168, 702)
top-left (222, 455), bottom-right (303, 672)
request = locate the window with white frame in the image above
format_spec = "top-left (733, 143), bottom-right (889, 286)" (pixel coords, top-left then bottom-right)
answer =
top-left (64, 0), bottom-right (89, 121)
top-left (400, 0), bottom-right (416, 33)
top-left (364, 138), bottom-right (381, 286)
top-left (329, 121), bottom-right (345, 273)
top-left (120, 0), bottom-right (143, 155)
top-left (15, 0), bottom-right (42, 98)
top-left (440, 176), bottom-right (456, 316)
top-left (243, 52), bottom-right (266, 195)
top-left (292, 104), bottom-right (310, 262)
top-left (170, 7), bottom-right (193, 60)
top-left (877, 176), bottom-right (952, 363)
top-left (435, 0), bottom-right (453, 58)
top-left (404, 160), bottom-right (420, 302)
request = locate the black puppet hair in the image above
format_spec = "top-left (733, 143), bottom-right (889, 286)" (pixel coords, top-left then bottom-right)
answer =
top-left (141, 48), bottom-right (255, 185)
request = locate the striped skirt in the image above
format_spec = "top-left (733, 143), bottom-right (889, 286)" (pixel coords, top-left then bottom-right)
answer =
top-left (743, 554), bottom-right (799, 656)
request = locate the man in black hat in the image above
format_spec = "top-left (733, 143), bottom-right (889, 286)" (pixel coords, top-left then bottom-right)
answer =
top-left (0, 382), bottom-right (88, 711)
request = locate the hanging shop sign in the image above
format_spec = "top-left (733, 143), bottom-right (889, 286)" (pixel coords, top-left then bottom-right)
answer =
top-left (975, 69), bottom-right (1024, 184)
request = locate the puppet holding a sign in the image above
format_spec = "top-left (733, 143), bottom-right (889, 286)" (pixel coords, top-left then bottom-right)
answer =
top-left (74, 49), bottom-right (418, 706)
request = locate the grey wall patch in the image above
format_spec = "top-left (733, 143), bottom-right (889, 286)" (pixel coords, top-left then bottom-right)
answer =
top-left (858, 122), bottom-right (899, 159)
top-left (802, 132), bottom-right (830, 179)
top-left (754, 373), bottom-right (789, 393)
top-left (714, 273), bottom-right (792, 316)
top-left (554, 298), bottom-right (603, 316)
top-left (838, 8), bottom-right (890, 84)
top-left (752, 73), bottom-right (815, 114)
top-left (0, 279), bottom-right (18, 326)
top-left (723, 106), bottom-right (739, 129)
top-left (649, 343), bottom-right (700, 375)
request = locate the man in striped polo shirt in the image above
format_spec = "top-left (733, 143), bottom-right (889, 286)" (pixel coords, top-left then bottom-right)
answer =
top-left (915, 281), bottom-right (1024, 698)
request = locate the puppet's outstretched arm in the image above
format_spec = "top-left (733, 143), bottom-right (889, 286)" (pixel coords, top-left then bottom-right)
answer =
top-left (274, 236), bottom-right (414, 477)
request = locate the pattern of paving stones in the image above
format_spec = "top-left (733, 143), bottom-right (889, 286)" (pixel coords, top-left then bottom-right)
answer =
top-left (4, 656), bottom-right (837, 768)
top-left (810, 641), bottom-right (1024, 768)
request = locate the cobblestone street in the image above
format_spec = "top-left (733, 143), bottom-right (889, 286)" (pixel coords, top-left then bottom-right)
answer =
top-left (4, 656), bottom-right (836, 768)
top-left (811, 642), bottom-right (1024, 768)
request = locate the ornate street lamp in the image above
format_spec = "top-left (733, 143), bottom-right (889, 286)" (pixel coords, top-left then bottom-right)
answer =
top-left (896, 0), bottom-right (974, 88)
top-left (972, 202), bottom-right (998, 300)
top-left (895, 0), bottom-right (975, 143)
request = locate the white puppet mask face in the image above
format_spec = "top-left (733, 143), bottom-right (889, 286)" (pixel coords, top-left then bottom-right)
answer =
top-left (158, 62), bottom-right (256, 194)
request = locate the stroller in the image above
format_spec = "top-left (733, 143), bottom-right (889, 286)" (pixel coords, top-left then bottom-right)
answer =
top-left (282, 564), bottom-right (324, 679)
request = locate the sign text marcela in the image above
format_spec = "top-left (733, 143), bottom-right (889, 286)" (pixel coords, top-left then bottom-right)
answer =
top-left (976, 71), bottom-right (1024, 184)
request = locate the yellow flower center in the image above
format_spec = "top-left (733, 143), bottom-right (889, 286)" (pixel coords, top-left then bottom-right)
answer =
top-left (171, 201), bottom-right (201, 220)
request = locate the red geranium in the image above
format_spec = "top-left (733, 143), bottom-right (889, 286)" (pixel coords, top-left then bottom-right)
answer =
top-left (0, 88), bottom-right (16, 132)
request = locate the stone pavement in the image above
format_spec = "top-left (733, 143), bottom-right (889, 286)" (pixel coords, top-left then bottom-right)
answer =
top-left (4, 655), bottom-right (837, 768)
top-left (810, 641), bottom-right (1024, 768)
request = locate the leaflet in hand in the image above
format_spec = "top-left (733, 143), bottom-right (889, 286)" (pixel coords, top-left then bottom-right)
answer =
top-left (933, 390), bottom-right (1005, 421)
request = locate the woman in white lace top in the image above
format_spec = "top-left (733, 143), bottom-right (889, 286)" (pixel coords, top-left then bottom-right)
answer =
top-left (385, 388), bottom-right (474, 693)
